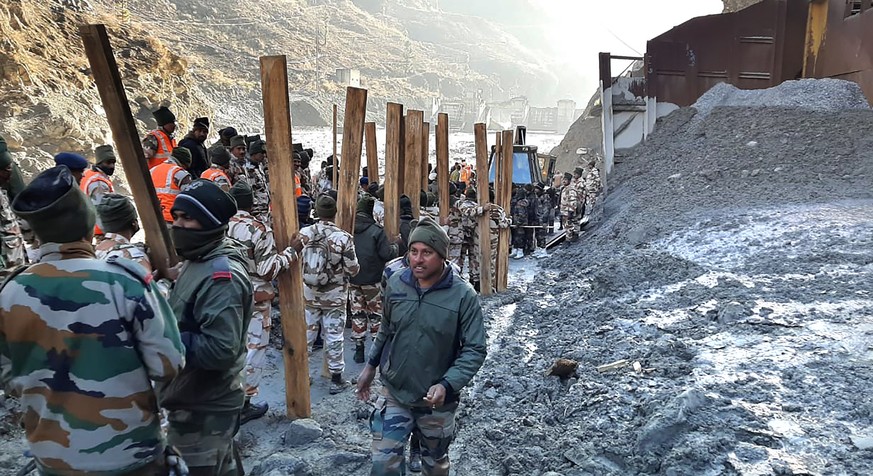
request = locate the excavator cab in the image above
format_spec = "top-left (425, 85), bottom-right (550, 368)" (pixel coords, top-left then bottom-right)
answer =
top-left (488, 126), bottom-right (556, 185)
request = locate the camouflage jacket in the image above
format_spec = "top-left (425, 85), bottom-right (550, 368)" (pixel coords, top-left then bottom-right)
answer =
top-left (538, 193), bottom-right (554, 221)
top-left (299, 220), bottom-right (360, 308)
top-left (572, 177), bottom-right (587, 204)
top-left (243, 159), bottom-right (271, 219)
top-left (446, 199), bottom-right (463, 245)
top-left (470, 205), bottom-right (510, 243)
top-left (511, 194), bottom-right (529, 227)
top-left (560, 185), bottom-right (579, 216)
top-left (95, 233), bottom-right (151, 273)
top-left (585, 167), bottom-right (602, 197)
top-left (227, 210), bottom-right (296, 295)
top-left (458, 198), bottom-right (485, 239)
top-left (0, 241), bottom-right (184, 473)
top-left (229, 159), bottom-right (246, 185)
top-left (373, 199), bottom-right (385, 227)
top-left (0, 188), bottom-right (25, 276)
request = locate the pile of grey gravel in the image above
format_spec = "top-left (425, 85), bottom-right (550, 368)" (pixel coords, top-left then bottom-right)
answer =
top-left (692, 78), bottom-right (870, 119)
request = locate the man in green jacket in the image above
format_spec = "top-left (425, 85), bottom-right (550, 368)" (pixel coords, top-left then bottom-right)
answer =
top-left (159, 179), bottom-right (253, 476)
top-left (356, 216), bottom-right (487, 476)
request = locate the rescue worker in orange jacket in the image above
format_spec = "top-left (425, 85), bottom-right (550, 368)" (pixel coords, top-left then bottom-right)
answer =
top-left (201, 145), bottom-right (233, 192)
top-left (151, 146), bottom-right (193, 224)
top-left (142, 106), bottom-right (177, 169)
top-left (81, 145), bottom-right (116, 242)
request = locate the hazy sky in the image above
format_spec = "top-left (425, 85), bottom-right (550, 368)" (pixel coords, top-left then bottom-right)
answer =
top-left (533, 0), bottom-right (723, 100)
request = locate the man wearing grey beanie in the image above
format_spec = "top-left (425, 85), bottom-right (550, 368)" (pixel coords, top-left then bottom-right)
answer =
top-left (356, 216), bottom-right (487, 475)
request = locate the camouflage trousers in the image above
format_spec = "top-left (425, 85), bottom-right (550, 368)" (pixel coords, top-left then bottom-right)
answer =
top-left (370, 390), bottom-right (457, 476)
top-left (563, 213), bottom-right (580, 240)
top-left (166, 410), bottom-right (243, 476)
top-left (511, 227), bottom-right (526, 249)
top-left (349, 283), bottom-right (382, 341)
top-left (468, 237), bottom-right (496, 284)
top-left (460, 238), bottom-right (478, 280)
top-left (447, 239), bottom-right (463, 270)
top-left (305, 305), bottom-right (346, 374)
top-left (244, 298), bottom-right (272, 397)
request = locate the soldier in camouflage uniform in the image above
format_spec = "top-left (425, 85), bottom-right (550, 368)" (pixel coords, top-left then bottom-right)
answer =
top-left (228, 135), bottom-right (248, 186)
top-left (584, 161), bottom-right (603, 222)
top-left (94, 193), bottom-right (151, 272)
top-left (300, 195), bottom-right (360, 394)
top-left (457, 188), bottom-right (481, 279)
top-left (560, 173), bottom-right (581, 242)
top-left (227, 181), bottom-right (299, 423)
top-left (240, 139), bottom-right (271, 224)
top-left (510, 187), bottom-right (529, 259)
top-left (349, 195), bottom-right (399, 363)
top-left (161, 180), bottom-right (252, 475)
top-left (1, 166), bottom-right (185, 475)
top-left (0, 137), bottom-right (26, 276)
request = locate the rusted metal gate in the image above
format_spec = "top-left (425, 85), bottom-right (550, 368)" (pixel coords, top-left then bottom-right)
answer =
top-left (645, 0), bottom-right (807, 107)
top-left (804, 0), bottom-right (873, 103)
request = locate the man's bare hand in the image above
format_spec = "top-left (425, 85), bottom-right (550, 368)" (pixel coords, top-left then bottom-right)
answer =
top-left (289, 233), bottom-right (304, 252)
top-left (423, 383), bottom-right (447, 408)
top-left (355, 364), bottom-right (376, 402)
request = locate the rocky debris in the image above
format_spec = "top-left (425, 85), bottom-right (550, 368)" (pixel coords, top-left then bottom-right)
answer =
top-left (447, 79), bottom-right (873, 474)
top-left (282, 419), bottom-right (323, 447)
top-left (545, 358), bottom-right (578, 378)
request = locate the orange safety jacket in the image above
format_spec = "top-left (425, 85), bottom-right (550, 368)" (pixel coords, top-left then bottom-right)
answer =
top-left (201, 167), bottom-right (231, 188)
top-left (147, 129), bottom-right (176, 169)
top-left (294, 174), bottom-right (302, 197)
top-left (151, 162), bottom-right (185, 223)
top-left (460, 165), bottom-right (471, 184)
top-left (80, 168), bottom-right (114, 236)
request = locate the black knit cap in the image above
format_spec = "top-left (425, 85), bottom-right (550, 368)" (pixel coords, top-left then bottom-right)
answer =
top-left (399, 194), bottom-right (412, 215)
top-left (152, 106), bottom-right (176, 126)
top-left (171, 179), bottom-right (237, 230)
top-left (229, 180), bottom-right (254, 211)
top-left (315, 195), bottom-right (337, 219)
top-left (193, 117), bottom-right (210, 131)
top-left (12, 165), bottom-right (95, 243)
top-left (96, 193), bottom-right (137, 233)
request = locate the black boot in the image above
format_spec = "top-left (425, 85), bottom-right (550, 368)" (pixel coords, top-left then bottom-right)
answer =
top-left (240, 400), bottom-right (269, 425)
top-left (408, 431), bottom-right (422, 472)
top-left (329, 373), bottom-right (349, 394)
top-left (354, 340), bottom-right (365, 364)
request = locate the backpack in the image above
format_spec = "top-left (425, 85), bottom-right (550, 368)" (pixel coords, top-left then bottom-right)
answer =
top-left (301, 226), bottom-right (332, 287)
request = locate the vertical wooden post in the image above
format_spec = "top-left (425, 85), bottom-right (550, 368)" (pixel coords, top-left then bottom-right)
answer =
top-left (474, 123), bottom-right (492, 296)
top-left (365, 121), bottom-right (379, 185)
top-left (496, 130), bottom-right (514, 292)
top-left (259, 55), bottom-right (310, 419)
top-left (79, 24), bottom-right (177, 278)
top-left (436, 113), bottom-right (449, 224)
top-left (421, 122), bottom-right (430, 193)
top-left (403, 110), bottom-right (423, 218)
top-left (337, 87), bottom-right (368, 234)
top-left (384, 103), bottom-right (403, 238)
top-left (332, 103), bottom-right (338, 187)
top-left (398, 115), bottom-right (406, 196)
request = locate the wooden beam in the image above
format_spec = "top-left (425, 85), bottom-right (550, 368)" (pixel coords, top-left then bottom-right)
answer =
top-left (421, 122), bottom-right (430, 193)
top-left (496, 130), bottom-right (514, 292)
top-left (79, 24), bottom-right (177, 278)
top-left (259, 55), bottom-right (310, 419)
top-left (436, 113), bottom-right (449, 224)
top-left (397, 115), bottom-right (406, 196)
top-left (365, 121), bottom-right (379, 185)
top-left (336, 87), bottom-right (368, 234)
top-left (474, 123), bottom-right (492, 296)
top-left (403, 110), bottom-right (423, 218)
top-left (384, 103), bottom-right (403, 238)
top-left (332, 103), bottom-right (338, 188)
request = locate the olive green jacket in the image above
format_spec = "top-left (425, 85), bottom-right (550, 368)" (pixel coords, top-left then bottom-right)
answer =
top-left (370, 265), bottom-right (486, 407)
top-left (159, 239), bottom-right (253, 414)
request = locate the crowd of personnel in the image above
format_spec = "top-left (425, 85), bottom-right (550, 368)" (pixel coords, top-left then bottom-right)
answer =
top-left (0, 105), bottom-right (602, 476)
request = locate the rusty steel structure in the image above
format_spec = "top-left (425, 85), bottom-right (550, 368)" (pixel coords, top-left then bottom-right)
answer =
top-left (645, 0), bottom-right (808, 107)
top-left (803, 0), bottom-right (873, 102)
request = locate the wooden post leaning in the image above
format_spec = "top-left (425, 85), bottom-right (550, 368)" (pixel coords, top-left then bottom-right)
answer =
top-left (365, 121), bottom-right (379, 185)
top-left (259, 55), bottom-right (310, 418)
top-left (473, 123), bottom-right (492, 296)
top-left (336, 87), bottom-right (368, 234)
top-left (436, 113), bottom-right (450, 224)
top-left (384, 103), bottom-right (403, 239)
top-left (497, 130), bottom-right (515, 292)
top-left (79, 24), bottom-right (177, 278)
top-left (403, 110), bottom-right (424, 218)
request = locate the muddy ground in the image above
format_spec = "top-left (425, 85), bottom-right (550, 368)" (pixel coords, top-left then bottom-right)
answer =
top-left (3, 96), bottom-right (873, 475)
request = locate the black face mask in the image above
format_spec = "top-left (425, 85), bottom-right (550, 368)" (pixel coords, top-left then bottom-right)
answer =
top-left (171, 225), bottom-right (226, 261)
top-left (97, 164), bottom-right (115, 176)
